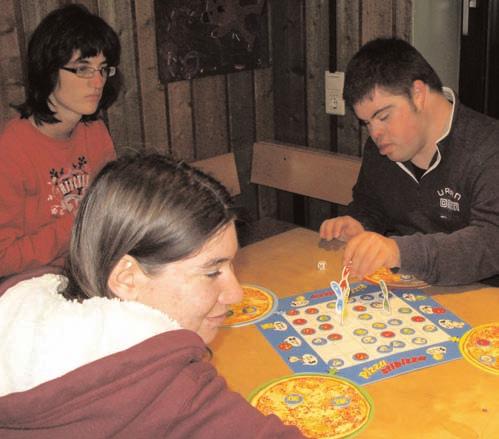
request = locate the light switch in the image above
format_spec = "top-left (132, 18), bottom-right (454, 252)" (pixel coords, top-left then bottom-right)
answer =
top-left (325, 71), bottom-right (346, 115)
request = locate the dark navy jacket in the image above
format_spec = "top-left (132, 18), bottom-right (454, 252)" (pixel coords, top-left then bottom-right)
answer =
top-left (348, 91), bottom-right (499, 285)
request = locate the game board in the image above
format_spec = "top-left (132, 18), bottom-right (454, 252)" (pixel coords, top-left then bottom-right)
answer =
top-left (249, 373), bottom-right (373, 439)
top-left (257, 281), bottom-right (471, 385)
top-left (459, 322), bottom-right (499, 375)
top-left (224, 284), bottom-right (278, 327)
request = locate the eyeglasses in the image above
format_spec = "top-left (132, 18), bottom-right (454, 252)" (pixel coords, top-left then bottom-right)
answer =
top-left (60, 65), bottom-right (117, 79)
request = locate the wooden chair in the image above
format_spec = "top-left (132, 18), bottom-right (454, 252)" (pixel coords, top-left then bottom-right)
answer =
top-left (240, 140), bottom-right (361, 245)
top-left (191, 145), bottom-right (362, 246)
top-left (192, 152), bottom-right (270, 246)
top-left (251, 141), bottom-right (360, 206)
top-left (191, 152), bottom-right (241, 197)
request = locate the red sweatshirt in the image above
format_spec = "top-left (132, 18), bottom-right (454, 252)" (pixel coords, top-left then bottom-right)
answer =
top-left (0, 117), bottom-right (115, 277)
top-left (0, 274), bottom-right (305, 439)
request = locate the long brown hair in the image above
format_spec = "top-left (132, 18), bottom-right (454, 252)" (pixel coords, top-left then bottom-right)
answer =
top-left (63, 154), bottom-right (235, 300)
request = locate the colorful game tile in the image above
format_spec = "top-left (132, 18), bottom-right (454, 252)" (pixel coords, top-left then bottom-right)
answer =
top-left (459, 322), bottom-right (499, 375)
top-left (223, 284), bottom-right (278, 327)
top-left (364, 267), bottom-right (429, 289)
top-left (248, 373), bottom-right (374, 439)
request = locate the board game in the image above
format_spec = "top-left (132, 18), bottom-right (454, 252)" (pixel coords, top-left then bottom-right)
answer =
top-left (248, 373), bottom-right (373, 439)
top-left (256, 281), bottom-right (471, 385)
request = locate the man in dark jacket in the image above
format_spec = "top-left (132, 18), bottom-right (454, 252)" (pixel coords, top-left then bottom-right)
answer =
top-left (320, 38), bottom-right (499, 286)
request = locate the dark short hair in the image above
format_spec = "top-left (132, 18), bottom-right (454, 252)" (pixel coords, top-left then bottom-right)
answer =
top-left (344, 37), bottom-right (443, 108)
top-left (63, 154), bottom-right (236, 301)
top-left (15, 4), bottom-right (121, 124)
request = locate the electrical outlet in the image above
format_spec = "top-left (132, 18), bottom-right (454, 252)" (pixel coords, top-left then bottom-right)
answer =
top-left (325, 71), bottom-right (346, 115)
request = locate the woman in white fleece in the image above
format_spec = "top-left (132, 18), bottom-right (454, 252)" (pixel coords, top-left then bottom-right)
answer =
top-left (0, 154), bottom-right (305, 438)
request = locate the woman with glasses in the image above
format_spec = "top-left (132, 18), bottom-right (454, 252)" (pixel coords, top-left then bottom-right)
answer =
top-left (0, 4), bottom-right (120, 279)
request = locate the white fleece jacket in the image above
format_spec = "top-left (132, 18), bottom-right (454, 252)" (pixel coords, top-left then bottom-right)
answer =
top-left (0, 274), bottom-right (181, 397)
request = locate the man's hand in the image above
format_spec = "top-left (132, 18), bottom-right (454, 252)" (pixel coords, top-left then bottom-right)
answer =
top-left (319, 216), bottom-right (365, 242)
top-left (343, 231), bottom-right (401, 279)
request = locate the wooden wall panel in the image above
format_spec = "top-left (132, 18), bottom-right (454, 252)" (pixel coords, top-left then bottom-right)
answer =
top-left (254, 67), bottom-right (278, 219)
top-left (336, 0), bottom-right (362, 157)
top-left (306, 0), bottom-right (331, 151)
top-left (70, 0), bottom-right (98, 13)
top-left (168, 80), bottom-right (194, 160)
top-left (192, 75), bottom-right (229, 159)
top-left (254, 68), bottom-right (274, 142)
top-left (227, 71), bottom-right (254, 149)
top-left (227, 70), bottom-right (258, 221)
top-left (272, 0), bottom-right (306, 146)
top-left (305, 0), bottom-right (333, 230)
top-left (361, 0), bottom-right (394, 43)
top-left (394, 0), bottom-right (413, 40)
top-left (0, 0), bottom-right (24, 132)
top-left (19, 0), bottom-right (60, 44)
top-left (135, 0), bottom-right (169, 153)
top-left (99, 1), bottom-right (143, 155)
top-left (271, 0), bottom-right (306, 224)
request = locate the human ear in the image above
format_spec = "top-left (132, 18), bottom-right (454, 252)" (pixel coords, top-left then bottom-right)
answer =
top-left (411, 80), bottom-right (427, 110)
top-left (107, 255), bottom-right (146, 301)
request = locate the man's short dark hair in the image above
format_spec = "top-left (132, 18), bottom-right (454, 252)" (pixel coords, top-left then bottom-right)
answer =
top-left (15, 4), bottom-right (121, 125)
top-left (344, 37), bottom-right (443, 108)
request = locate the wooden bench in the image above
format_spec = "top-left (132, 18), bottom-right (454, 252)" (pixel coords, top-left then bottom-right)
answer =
top-left (238, 141), bottom-right (361, 245)
top-left (191, 143), bottom-right (361, 205)
top-left (251, 141), bottom-right (361, 206)
top-left (191, 145), bottom-right (362, 246)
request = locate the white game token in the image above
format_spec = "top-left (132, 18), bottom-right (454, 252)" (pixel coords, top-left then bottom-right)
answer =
top-left (317, 260), bottom-right (327, 270)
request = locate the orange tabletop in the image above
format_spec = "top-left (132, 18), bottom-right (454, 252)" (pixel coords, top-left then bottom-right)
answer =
top-left (210, 227), bottom-right (499, 439)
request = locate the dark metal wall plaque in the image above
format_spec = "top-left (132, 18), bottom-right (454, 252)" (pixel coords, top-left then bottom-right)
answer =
top-left (154, 0), bottom-right (270, 82)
